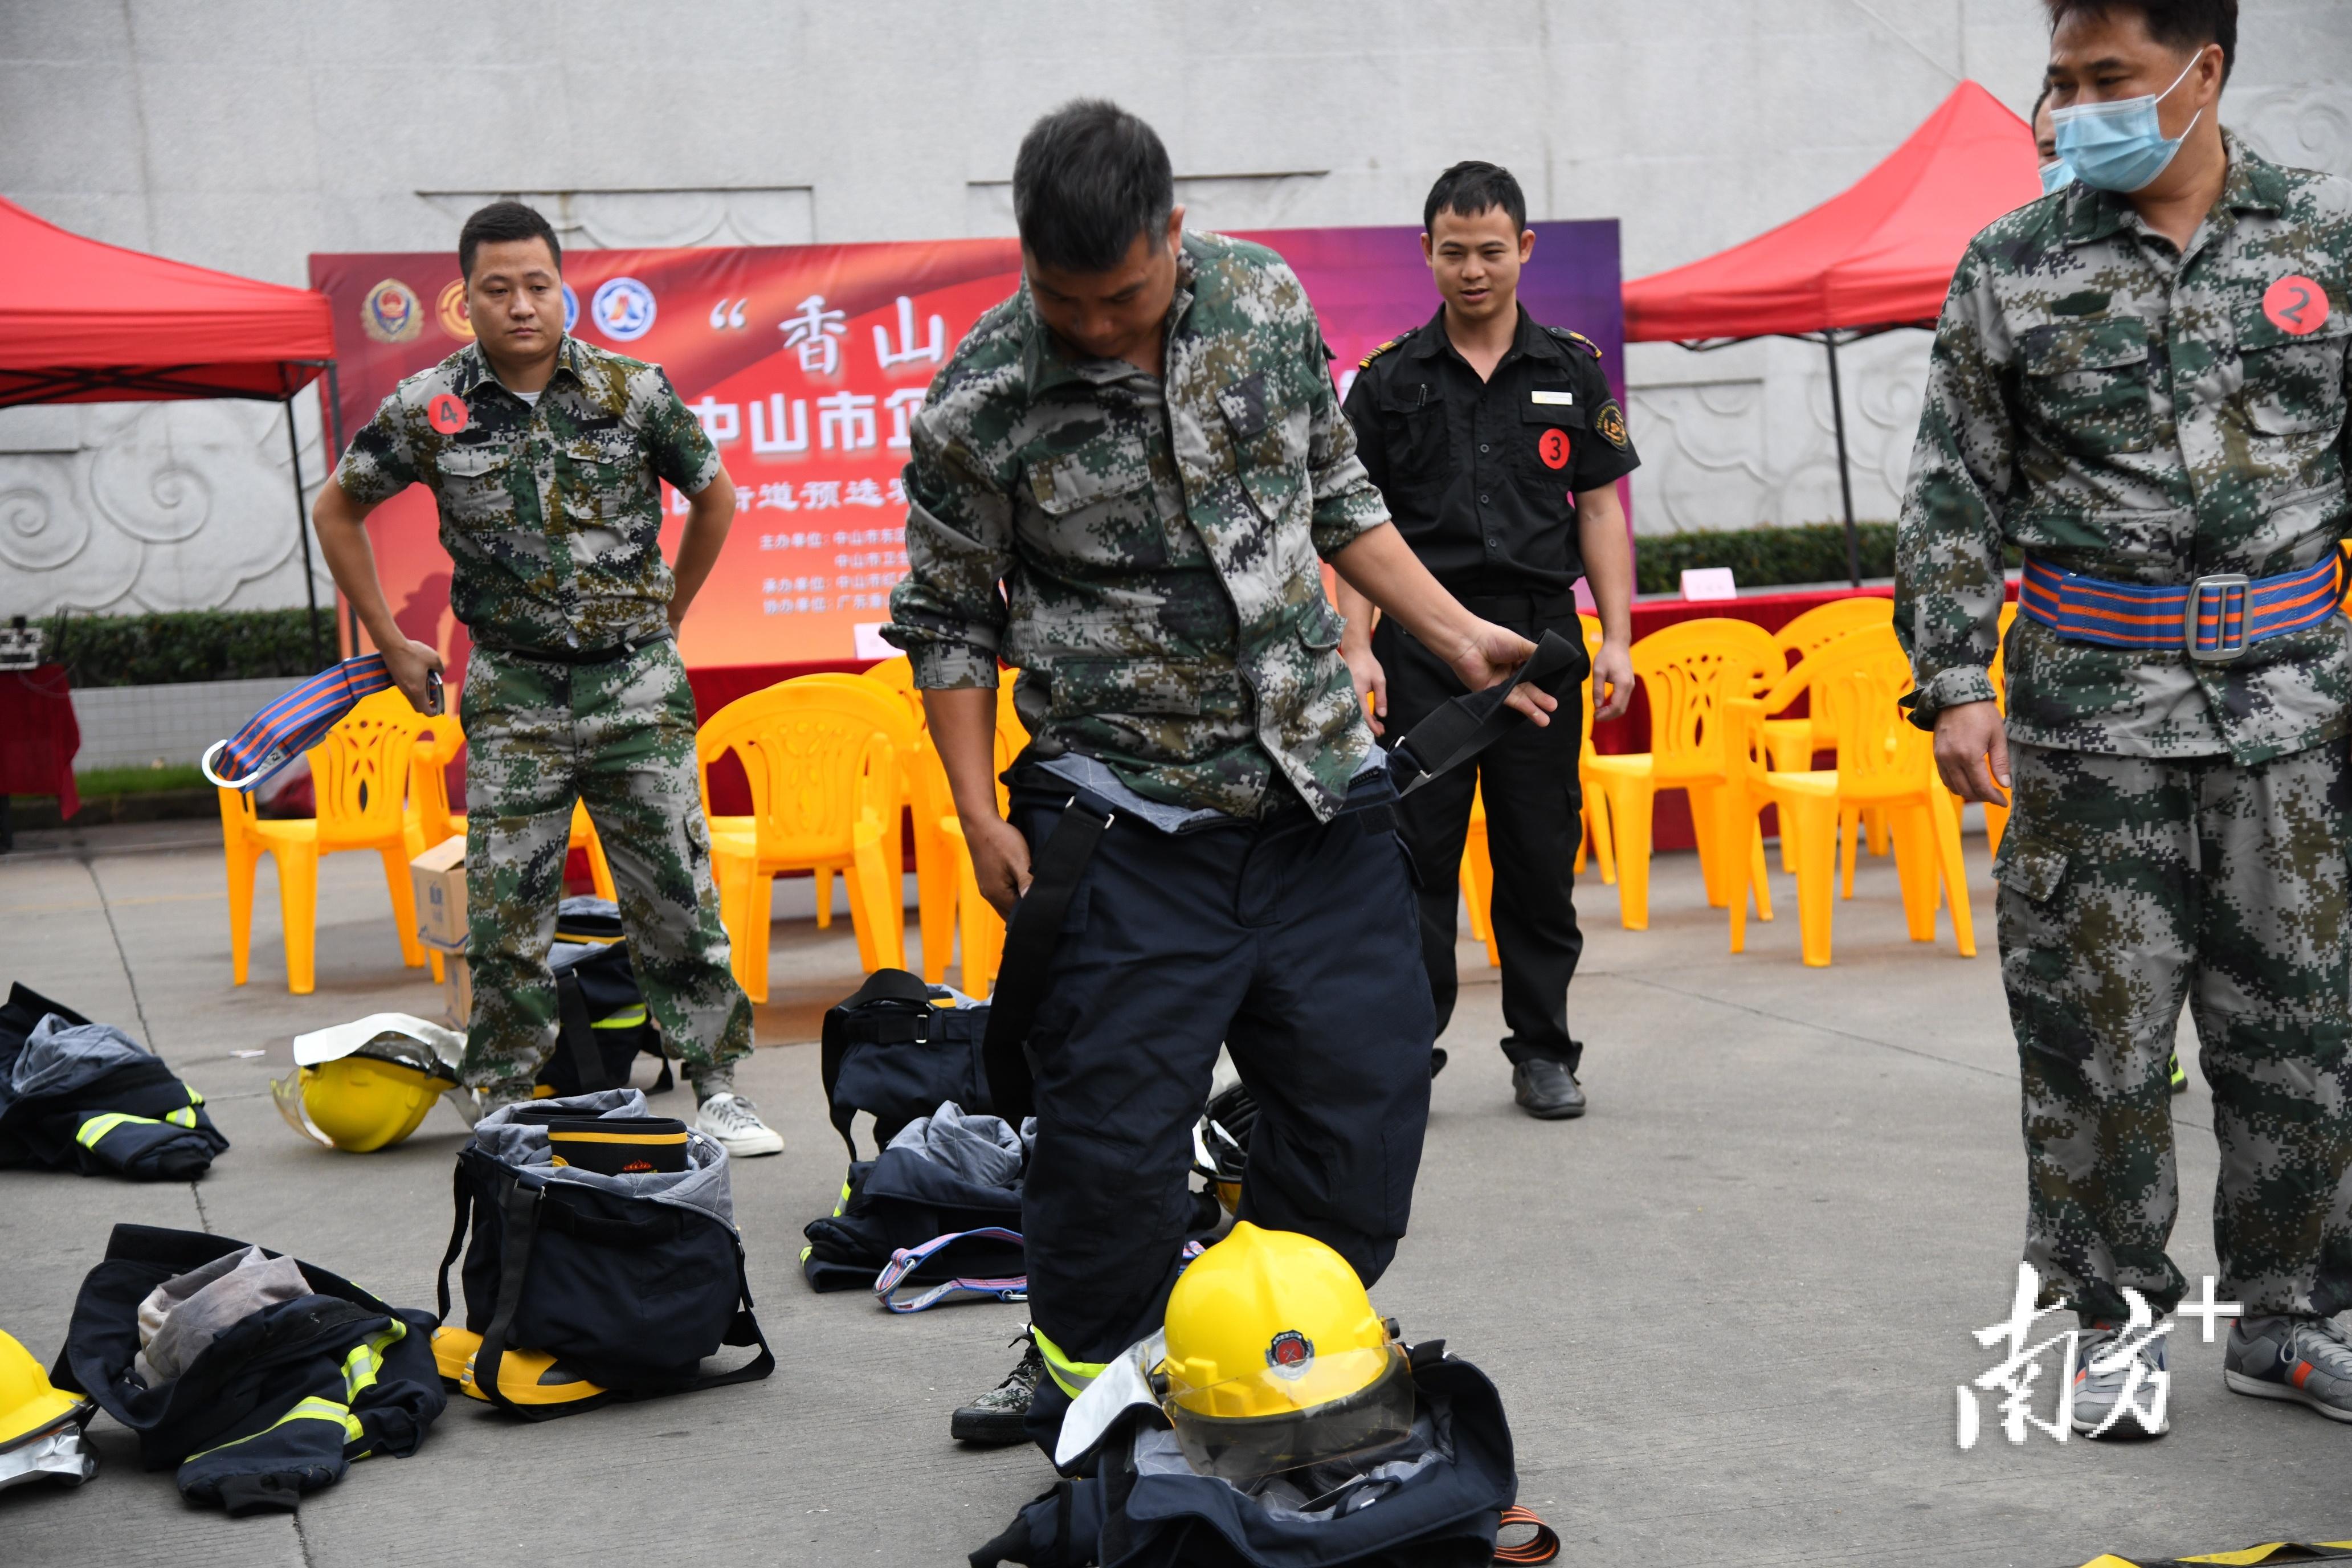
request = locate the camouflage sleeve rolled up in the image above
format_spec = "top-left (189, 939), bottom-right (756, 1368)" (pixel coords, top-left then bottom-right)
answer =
top-left (643, 369), bottom-right (722, 495)
top-left (1302, 315), bottom-right (1390, 559)
top-left (1894, 241), bottom-right (2016, 730)
top-left (333, 392), bottom-right (422, 507)
top-left (890, 386), bottom-right (1013, 691)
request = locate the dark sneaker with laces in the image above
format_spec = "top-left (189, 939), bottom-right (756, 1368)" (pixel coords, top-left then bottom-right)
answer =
top-left (1512, 1059), bottom-right (1586, 1120)
top-left (952, 1332), bottom-right (1043, 1446)
top-left (2069, 1321), bottom-right (2170, 1438)
top-left (2224, 1315), bottom-right (2352, 1422)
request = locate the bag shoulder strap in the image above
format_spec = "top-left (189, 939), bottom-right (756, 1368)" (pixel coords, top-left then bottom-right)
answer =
top-left (981, 803), bottom-right (1114, 1124)
top-left (434, 1156), bottom-right (472, 1325)
top-left (556, 969), bottom-right (612, 1093)
top-left (471, 1171), bottom-right (551, 1419)
top-left (1390, 628), bottom-right (1585, 796)
top-left (685, 1240), bottom-right (777, 1394)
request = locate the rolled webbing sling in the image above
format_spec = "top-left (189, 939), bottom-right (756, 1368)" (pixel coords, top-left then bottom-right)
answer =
top-left (981, 628), bottom-right (1585, 1121)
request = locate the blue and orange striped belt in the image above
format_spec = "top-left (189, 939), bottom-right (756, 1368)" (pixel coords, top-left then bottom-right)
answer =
top-left (2019, 552), bottom-right (2346, 663)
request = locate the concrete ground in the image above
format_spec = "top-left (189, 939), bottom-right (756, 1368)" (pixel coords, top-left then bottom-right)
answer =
top-left (1, 816), bottom-right (2346, 1567)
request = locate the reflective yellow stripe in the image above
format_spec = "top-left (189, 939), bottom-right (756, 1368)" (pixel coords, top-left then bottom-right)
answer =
top-left (75, 1112), bottom-right (149, 1148)
top-left (1031, 1326), bottom-right (1110, 1399)
top-left (340, 1321), bottom-right (406, 1400)
top-left (186, 1395), bottom-right (361, 1461)
top-left (591, 1006), bottom-right (648, 1029)
top-left (166, 1107), bottom-right (197, 1128)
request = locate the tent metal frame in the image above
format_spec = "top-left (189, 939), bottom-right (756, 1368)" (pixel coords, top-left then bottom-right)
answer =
top-left (1673, 321), bottom-right (1933, 588)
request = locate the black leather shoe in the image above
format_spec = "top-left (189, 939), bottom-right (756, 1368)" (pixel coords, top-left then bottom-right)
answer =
top-left (1512, 1059), bottom-right (1587, 1120)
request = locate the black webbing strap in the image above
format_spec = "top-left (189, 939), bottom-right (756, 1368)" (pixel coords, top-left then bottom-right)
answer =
top-left (820, 968), bottom-right (935, 1158)
top-left (1387, 628), bottom-right (1585, 797)
top-left (555, 969), bottom-right (612, 1093)
top-left (434, 1159), bottom-right (471, 1325)
top-left (471, 1175), bottom-right (549, 1419)
top-left (979, 802), bottom-right (1115, 1124)
top-left (691, 1244), bottom-right (777, 1394)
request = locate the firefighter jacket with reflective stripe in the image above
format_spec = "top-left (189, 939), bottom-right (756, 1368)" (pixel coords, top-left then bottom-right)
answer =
top-left (54, 1225), bottom-right (445, 1514)
top-left (0, 983), bottom-right (226, 1180)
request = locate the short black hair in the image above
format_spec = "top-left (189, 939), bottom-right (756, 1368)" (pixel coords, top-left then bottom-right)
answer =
top-left (1011, 100), bottom-right (1174, 273)
top-left (459, 201), bottom-right (562, 281)
top-left (1423, 161), bottom-right (1528, 238)
top-left (2043, 0), bottom-right (2236, 84)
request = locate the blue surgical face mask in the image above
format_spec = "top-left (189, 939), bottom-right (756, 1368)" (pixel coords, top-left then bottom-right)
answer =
top-left (2039, 157), bottom-right (2076, 195)
top-left (2050, 55), bottom-right (2204, 193)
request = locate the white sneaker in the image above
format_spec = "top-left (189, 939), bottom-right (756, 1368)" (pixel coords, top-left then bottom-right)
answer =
top-left (695, 1092), bottom-right (783, 1157)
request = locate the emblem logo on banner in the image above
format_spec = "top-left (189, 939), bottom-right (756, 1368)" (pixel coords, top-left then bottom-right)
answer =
top-left (590, 277), bottom-right (658, 342)
top-left (361, 279), bottom-right (423, 344)
top-left (562, 283), bottom-right (580, 332)
top-left (436, 280), bottom-right (475, 341)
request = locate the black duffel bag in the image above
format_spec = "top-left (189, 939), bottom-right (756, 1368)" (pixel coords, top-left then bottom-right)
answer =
top-left (434, 1089), bottom-right (772, 1420)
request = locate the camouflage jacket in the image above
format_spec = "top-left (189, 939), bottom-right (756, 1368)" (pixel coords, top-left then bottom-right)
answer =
top-left (334, 337), bottom-right (720, 654)
top-left (1895, 133), bottom-right (2352, 765)
top-left (884, 231), bottom-right (1390, 820)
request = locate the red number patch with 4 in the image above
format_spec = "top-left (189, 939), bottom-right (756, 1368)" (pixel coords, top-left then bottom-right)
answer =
top-left (2263, 274), bottom-right (2330, 336)
top-left (1538, 427), bottom-right (1572, 469)
top-left (426, 393), bottom-right (470, 435)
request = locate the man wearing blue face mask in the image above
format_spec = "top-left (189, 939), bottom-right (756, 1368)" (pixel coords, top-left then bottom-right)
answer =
top-left (2031, 84), bottom-right (2072, 197)
top-left (1898, 0), bottom-right (2352, 1442)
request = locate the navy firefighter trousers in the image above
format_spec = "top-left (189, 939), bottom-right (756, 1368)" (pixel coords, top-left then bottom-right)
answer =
top-left (1009, 775), bottom-right (1435, 1451)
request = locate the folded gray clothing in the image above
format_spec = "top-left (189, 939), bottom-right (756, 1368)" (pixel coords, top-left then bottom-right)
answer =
top-left (886, 1100), bottom-right (1025, 1189)
top-left (9, 1014), bottom-right (151, 1104)
top-left (134, 1245), bottom-right (312, 1386)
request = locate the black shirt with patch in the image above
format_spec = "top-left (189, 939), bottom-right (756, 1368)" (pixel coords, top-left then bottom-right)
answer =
top-left (1342, 305), bottom-right (1638, 602)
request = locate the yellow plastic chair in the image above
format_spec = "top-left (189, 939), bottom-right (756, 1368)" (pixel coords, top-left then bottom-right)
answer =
top-left (1760, 597), bottom-right (1897, 870)
top-left (941, 816), bottom-right (1007, 997)
top-left (1726, 635), bottom-right (1976, 966)
top-left (1582, 618), bottom-right (1778, 930)
top-left (801, 667), bottom-right (962, 983)
top-left (219, 688), bottom-right (429, 995)
top-left (697, 679), bottom-right (918, 1001)
top-left (1760, 597), bottom-right (1895, 771)
top-left (1982, 601), bottom-right (2020, 858)
top-left (1574, 613), bottom-right (1616, 885)
top-left (401, 713), bottom-right (618, 983)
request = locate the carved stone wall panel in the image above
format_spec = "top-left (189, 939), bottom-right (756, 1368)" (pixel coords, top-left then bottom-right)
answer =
top-left (418, 188), bottom-right (817, 249)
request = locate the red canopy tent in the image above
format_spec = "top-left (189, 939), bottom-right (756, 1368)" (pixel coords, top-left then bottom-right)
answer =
top-left (0, 195), bottom-right (340, 659)
top-left (1620, 81), bottom-right (2040, 581)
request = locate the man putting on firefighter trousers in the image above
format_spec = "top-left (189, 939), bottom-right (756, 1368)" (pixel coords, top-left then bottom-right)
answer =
top-left (888, 100), bottom-right (1557, 1451)
top-left (311, 201), bottom-right (778, 1158)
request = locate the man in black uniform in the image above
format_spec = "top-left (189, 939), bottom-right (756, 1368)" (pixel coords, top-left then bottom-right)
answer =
top-left (1338, 161), bottom-right (1639, 1120)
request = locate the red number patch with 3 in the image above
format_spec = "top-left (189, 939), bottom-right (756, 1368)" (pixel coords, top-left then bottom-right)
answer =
top-left (1538, 427), bottom-right (1571, 469)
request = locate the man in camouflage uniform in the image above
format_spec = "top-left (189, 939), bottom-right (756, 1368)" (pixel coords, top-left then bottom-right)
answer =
top-left (889, 101), bottom-right (1556, 1453)
top-left (312, 202), bottom-right (775, 1157)
top-left (1897, 0), bottom-right (2352, 1436)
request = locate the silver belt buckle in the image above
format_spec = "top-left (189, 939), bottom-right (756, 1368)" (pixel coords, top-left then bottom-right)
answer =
top-left (2184, 573), bottom-right (2252, 662)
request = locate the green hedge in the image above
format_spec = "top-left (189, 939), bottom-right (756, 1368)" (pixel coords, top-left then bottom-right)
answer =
top-left (42, 608), bottom-right (337, 688)
top-left (1634, 522), bottom-right (1897, 595)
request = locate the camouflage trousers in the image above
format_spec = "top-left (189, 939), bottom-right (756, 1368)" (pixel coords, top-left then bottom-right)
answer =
top-left (459, 638), bottom-right (751, 1095)
top-left (1996, 740), bottom-right (2352, 1322)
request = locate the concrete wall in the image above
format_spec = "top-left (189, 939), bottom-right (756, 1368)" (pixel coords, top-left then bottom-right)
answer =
top-left (2, 0), bottom-right (2347, 618)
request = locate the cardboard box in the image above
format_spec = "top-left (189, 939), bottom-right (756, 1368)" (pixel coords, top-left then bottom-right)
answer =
top-left (411, 835), bottom-right (468, 950)
top-left (411, 836), bottom-right (472, 1028)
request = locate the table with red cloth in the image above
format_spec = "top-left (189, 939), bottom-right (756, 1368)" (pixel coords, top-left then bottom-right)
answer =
top-left (0, 665), bottom-right (80, 824)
